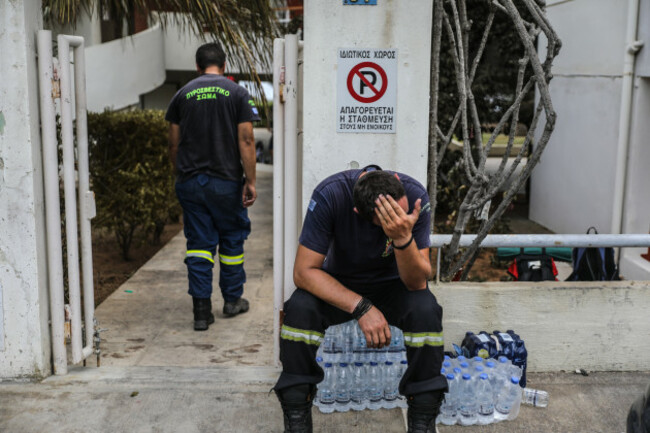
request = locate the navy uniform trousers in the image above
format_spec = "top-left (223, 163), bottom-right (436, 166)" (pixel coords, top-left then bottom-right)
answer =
top-left (175, 173), bottom-right (251, 302)
top-left (274, 280), bottom-right (448, 397)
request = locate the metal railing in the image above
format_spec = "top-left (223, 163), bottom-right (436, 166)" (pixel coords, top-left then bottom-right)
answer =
top-left (430, 234), bottom-right (650, 283)
top-left (38, 30), bottom-right (96, 374)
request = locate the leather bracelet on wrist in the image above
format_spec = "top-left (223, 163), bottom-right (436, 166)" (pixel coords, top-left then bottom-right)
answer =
top-left (352, 297), bottom-right (373, 320)
top-left (393, 234), bottom-right (414, 250)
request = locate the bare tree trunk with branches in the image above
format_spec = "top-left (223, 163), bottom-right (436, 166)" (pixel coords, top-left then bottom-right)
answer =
top-left (428, 0), bottom-right (562, 281)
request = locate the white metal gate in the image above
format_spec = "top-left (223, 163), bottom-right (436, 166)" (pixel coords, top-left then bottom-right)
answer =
top-left (272, 34), bottom-right (304, 364)
top-left (37, 30), bottom-right (97, 375)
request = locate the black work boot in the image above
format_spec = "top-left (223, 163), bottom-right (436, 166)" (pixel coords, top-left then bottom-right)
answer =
top-left (192, 297), bottom-right (215, 331)
top-left (223, 297), bottom-right (250, 317)
top-left (407, 391), bottom-right (444, 433)
top-left (275, 384), bottom-right (316, 433)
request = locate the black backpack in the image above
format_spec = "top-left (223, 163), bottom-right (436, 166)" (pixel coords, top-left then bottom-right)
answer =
top-left (566, 227), bottom-right (620, 281)
top-left (507, 248), bottom-right (558, 281)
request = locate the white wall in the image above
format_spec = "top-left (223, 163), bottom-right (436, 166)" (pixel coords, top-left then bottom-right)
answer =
top-left (621, 78), bottom-right (650, 279)
top-left (531, 0), bottom-right (650, 279)
top-left (301, 0), bottom-right (433, 211)
top-left (85, 24), bottom-right (166, 112)
top-left (437, 281), bottom-right (650, 371)
top-left (545, 0), bottom-right (627, 77)
top-left (160, 13), bottom-right (271, 74)
top-left (531, 1), bottom-right (627, 234)
top-left (47, 8), bottom-right (102, 47)
top-left (0, 0), bottom-right (51, 378)
top-left (634, 0), bottom-right (650, 76)
top-left (530, 75), bottom-right (621, 234)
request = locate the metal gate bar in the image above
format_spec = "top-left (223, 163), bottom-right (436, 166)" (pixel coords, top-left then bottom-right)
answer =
top-left (430, 234), bottom-right (650, 282)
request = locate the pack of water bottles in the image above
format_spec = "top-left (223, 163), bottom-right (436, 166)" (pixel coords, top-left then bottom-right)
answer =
top-left (438, 354), bottom-right (525, 425)
top-left (460, 330), bottom-right (528, 387)
top-left (314, 320), bottom-right (408, 413)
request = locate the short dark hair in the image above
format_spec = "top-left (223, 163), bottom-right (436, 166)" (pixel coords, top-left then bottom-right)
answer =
top-left (353, 171), bottom-right (405, 222)
top-left (196, 43), bottom-right (226, 70)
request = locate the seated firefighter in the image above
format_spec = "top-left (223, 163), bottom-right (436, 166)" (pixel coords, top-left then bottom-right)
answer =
top-left (274, 165), bottom-right (447, 433)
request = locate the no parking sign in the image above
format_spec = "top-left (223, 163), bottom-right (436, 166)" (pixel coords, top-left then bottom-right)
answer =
top-left (337, 48), bottom-right (397, 133)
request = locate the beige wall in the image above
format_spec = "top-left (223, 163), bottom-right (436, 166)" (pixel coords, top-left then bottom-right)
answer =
top-left (436, 281), bottom-right (650, 371)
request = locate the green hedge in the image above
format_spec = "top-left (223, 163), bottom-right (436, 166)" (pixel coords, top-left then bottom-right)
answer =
top-left (88, 109), bottom-right (180, 260)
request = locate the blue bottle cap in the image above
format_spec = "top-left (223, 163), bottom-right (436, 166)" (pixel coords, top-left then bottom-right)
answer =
top-left (462, 373), bottom-right (471, 380)
top-left (453, 367), bottom-right (462, 374)
top-left (385, 361), bottom-right (393, 366)
top-left (460, 362), bottom-right (469, 369)
top-left (370, 361), bottom-right (378, 366)
top-left (354, 362), bottom-right (363, 367)
top-left (458, 356), bottom-right (467, 361)
top-left (475, 365), bottom-right (484, 372)
top-left (324, 363), bottom-right (333, 368)
top-left (440, 368), bottom-right (446, 375)
top-left (480, 373), bottom-right (489, 380)
top-left (499, 356), bottom-right (509, 363)
top-left (340, 362), bottom-right (348, 367)
top-left (400, 360), bottom-right (408, 365)
top-left (473, 356), bottom-right (484, 362)
top-left (446, 373), bottom-right (455, 380)
top-left (443, 361), bottom-right (451, 368)
top-left (485, 361), bottom-right (495, 368)
top-left (511, 376), bottom-right (520, 384)
top-left (444, 355), bottom-right (451, 360)
top-left (316, 356), bottom-right (323, 362)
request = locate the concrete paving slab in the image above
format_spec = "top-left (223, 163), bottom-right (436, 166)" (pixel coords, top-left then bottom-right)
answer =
top-left (2, 165), bottom-right (649, 432)
top-left (93, 167), bottom-right (276, 370)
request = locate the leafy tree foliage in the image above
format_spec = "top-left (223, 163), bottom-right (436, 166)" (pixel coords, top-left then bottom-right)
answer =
top-left (88, 110), bottom-right (180, 260)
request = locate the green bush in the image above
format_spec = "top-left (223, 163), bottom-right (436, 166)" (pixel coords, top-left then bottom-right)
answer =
top-left (88, 109), bottom-right (180, 260)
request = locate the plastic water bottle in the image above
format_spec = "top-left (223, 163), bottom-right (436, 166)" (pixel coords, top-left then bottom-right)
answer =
top-left (350, 362), bottom-right (367, 411)
top-left (387, 326), bottom-right (406, 363)
top-left (353, 323), bottom-right (369, 364)
top-left (522, 388), bottom-right (549, 407)
top-left (382, 361), bottom-right (400, 408)
top-left (472, 356), bottom-right (485, 367)
top-left (397, 359), bottom-right (408, 408)
top-left (437, 374), bottom-right (459, 425)
top-left (322, 331), bottom-right (336, 364)
top-left (318, 363), bottom-right (336, 413)
top-left (472, 365), bottom-right (485, 379)
top-left (458, 373), bottom-right (478, 426)
top-left (366, 361), bottom-right (383, 410)
top-left (494, 376), bottom-right (521, 421)
top-left (342, 322), bottom-right (354, 363)
top-left (476, 373), bottom-right (494, 425)
top-left (334, 362), bottom-right (351, 412)
top-left (332, 326), bottom-right (344, 363)
top-left (491, 357), bottom-right (510, 399)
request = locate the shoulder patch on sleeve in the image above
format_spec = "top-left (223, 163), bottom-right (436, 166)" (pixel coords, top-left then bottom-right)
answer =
top-left (421, 202), bottom-right (431, 214)
top-left (308, 199), bottom-right (318, 211)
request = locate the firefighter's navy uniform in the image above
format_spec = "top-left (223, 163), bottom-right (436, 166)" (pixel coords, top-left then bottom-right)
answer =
top-left (274, 167), bottom-right (448, 398)
top-left (165, 74), bottom-right (260, 303)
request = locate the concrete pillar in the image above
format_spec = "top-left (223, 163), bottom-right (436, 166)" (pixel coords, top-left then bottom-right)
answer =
top-left (0, 0), bottom-right (51, 378)
top-left (302, 0), bottom-right (433, 212)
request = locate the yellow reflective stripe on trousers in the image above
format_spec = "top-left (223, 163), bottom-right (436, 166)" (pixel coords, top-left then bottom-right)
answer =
top-left (219, 253), bottom-right (244, 265)
top-left (280, 324), bottom-right (324, 346)
top-left (186, 250), bottom-right (214, 263)
top-left (403, 331), bottom-right (444, 348)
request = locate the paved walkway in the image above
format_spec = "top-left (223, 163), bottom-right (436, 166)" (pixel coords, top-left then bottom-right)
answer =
top-left (1, 166), bottom-right (648, 432)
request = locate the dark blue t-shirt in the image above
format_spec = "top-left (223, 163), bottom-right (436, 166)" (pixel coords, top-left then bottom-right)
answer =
top-left (165, 74), bottom-right (261, 182)
top-left (299, 168), bottom-right (431, 290)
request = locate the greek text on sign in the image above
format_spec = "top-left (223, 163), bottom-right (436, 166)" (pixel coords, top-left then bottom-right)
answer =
top-left (337, 48), bottom-right (397, 134)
